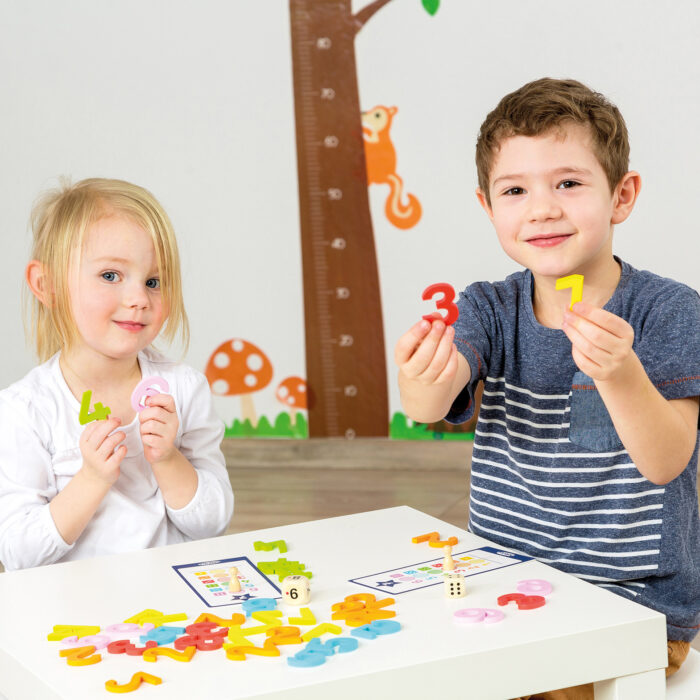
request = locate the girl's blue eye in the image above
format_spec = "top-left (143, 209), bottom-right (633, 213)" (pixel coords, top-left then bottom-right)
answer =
top-left (146, 278), bottom-right (160, 289)
top-left (102, 271), bottom-right (118, 282)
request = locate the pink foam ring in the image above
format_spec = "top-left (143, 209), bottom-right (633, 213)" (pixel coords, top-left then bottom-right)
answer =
top-left (483, 609), bottom-right (505, 624)
top-left (61, 633), bottom-right (111, 650)
top-left (130, 376), bottom-right (170, 413)
top-left (453, 608), bottom-right (486, 625)
top-left (516, 579), bottom-right (553, 597)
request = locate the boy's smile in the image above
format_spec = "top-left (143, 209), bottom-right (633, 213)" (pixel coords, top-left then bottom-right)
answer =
top-left (477, 123), bottom-right (634, 281)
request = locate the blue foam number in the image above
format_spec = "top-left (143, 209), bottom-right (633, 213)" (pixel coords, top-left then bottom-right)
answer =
top-left (350, 624), bottom-right (376, 640)
top-left (140, 626), bottom-right (186, 645)
top-left (351, 620), bottom-right (401, 640)
top-left (325, 637), bottom-right (359, 654)
top-left (241, 597), bottom-right (277, 616)
top-left (288, 649), bottom-right (327, 667)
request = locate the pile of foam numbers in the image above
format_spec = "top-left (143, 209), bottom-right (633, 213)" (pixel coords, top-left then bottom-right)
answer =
top-left (47, 539), bottom-right (402, 693)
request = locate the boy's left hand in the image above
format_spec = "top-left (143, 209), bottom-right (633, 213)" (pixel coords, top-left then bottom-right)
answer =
top-left (562, 302), bottom-right (636, 382)
top-left (138, 393), bottom-right (179, 465)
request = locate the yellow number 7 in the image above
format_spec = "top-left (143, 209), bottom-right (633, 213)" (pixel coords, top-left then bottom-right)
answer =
top-left (555, 274), bottom-right (584, 310)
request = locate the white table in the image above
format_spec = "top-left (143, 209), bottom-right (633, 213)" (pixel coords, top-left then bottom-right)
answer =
top-left (0, 506), bottom-right (667, 699)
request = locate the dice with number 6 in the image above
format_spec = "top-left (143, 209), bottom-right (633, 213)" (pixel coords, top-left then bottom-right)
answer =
top-left (281, 575), bottom-right (310, 605)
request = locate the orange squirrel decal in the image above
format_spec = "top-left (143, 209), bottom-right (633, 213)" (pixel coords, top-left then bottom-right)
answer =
top-left (362, 105), bottom-right (422, 230)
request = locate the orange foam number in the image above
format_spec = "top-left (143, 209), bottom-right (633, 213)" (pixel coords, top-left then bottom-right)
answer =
top-left (224, 638), bottom-right (280, 661)
top-left (194, 612), bottom-right (246, 627)
top-left (59, 645), bottom-right (101, 666)
top-left (411, 531), bottom-right (459, 548)
top-left (555, 274), bottom-right (584, 310)
top-left (331, 594), bottom-right (397, 627)
top-left (143, 645), bottom-right (196, 663)
top-left (105, 671), bottom-right (162, 693)
top-left (267, 625), bottom-right (304, 646)
top-left (422, 283), bottom-right (458, 326)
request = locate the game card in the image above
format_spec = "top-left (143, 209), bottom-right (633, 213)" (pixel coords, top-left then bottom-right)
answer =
top-left (172, 556), bottom-right (281, 608)
top-left (350, 546), bottom-right (532, 595)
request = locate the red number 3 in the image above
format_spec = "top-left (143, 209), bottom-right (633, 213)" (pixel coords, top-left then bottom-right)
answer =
top-left (422, 283), bottom-right (458, 326)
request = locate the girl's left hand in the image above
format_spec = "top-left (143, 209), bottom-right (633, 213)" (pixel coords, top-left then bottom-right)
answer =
top-left (561, 302), bottom-right (636, 383)
top-left (138, 393), bottom-right (179, 464)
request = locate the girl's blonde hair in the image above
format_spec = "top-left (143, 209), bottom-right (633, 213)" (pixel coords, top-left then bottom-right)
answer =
top-left (25, 178), bottom-right (189, 362)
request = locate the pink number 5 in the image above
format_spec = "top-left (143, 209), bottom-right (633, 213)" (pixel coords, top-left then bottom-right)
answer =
top-left (422, 283), bottom-right (458, 326)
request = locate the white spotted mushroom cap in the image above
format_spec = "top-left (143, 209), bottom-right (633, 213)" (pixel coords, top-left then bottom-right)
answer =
top-left (275, 376), bottom-right (307, 409)
top-left (205, 339), bottom-right (273, 396)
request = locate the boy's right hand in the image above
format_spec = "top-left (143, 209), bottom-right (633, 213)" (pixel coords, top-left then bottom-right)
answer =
top-left (395, 318), bottom-right (459, 386)
top-left (79, 417), bottom-right (127, 486)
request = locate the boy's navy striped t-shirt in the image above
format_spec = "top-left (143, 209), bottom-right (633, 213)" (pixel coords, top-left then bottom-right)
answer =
top-left (446, 259), bottom-right (700, 642)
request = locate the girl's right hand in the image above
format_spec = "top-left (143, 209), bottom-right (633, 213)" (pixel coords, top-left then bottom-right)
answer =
top-left (79, 417), bottom-right (127, 486)
top-left (395, 318), bottom-right (458, 386)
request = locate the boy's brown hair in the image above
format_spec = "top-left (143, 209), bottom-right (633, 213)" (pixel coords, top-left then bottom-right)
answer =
top-left (476, 78), bottom-right (630, 205)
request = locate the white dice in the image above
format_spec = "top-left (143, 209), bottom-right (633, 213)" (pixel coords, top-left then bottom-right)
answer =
top-left (281, 575), bottom-right (310, 605)
top-left (444, 572), bottom-right (466, 598)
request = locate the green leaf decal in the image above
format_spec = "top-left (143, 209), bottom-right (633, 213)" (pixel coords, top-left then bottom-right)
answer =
top-left (422, 0), bottom-right (439, 16)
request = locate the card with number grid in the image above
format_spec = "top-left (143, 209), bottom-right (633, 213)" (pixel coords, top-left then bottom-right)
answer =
top-left (349, 546), bottom-right (532, 595)
top-left (172, 556), bottom-right (281, 608)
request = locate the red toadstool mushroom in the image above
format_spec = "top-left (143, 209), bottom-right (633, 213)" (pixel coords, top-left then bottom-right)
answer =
top-left (275, 376), bottom-right (307, 427)
top-left (205, 338), bottom-right (273, 428)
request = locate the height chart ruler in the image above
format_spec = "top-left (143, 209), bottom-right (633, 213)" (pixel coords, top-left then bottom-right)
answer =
top-left (289, 0), bottom-right (389, 438)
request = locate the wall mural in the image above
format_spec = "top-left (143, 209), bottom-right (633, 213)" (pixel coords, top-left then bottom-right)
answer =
top-left (206, 0), bottom-right (476, 440)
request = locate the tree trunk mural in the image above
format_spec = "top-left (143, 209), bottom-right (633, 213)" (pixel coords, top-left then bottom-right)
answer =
top-left (289, 0), bottom-right (391, 438)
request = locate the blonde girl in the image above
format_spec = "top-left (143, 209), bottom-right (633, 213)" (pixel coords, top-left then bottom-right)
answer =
top-left (0, 178), bottom-right (233, 570)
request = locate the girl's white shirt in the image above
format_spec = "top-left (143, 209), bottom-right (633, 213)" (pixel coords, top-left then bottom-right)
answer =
top-left (0, 347), bottom-right (234, 570)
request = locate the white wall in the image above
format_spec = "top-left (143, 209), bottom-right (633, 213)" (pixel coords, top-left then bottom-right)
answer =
top-left (2, 0), bottom-right (698, 427)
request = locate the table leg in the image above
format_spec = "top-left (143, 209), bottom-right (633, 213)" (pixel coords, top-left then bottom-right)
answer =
top-left (593, 668), bottom-right (665, 700)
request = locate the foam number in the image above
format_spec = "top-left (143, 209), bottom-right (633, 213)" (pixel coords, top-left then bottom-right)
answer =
top-left (300, 623), bottom-right (341, 642)
top-left (254, 539), bottom-right (288, 553)
top-left (142, 645), bottom-right (196, 663)
top-left (139, 625), bottom-right (186, 645)
top-left (130, 376), bottom-right (170, 413)
top-left (287, 636), bottom-right (359, 668)
top-left (555, 274), bottom-right (584, 310)
top-left (174, 621), bottom-right (228, 651)
top-left (78, 390), bottom-right (111, 425)
top-left (453, 608), bottom-right (504, 625)
top-left (422, 283), bottom-right (459, 326)
top-left (287, 607), bottom-right (316, 626)
top-left (47, 625), bottom-right (100, 641)
top-left (497, 592), bottom-right (546, 610)
top-left (411, 531), bottom-right (459, 548)
top-left (267, 625), bottom-right (303, 646)
top-left (331, 594), bottom-right (396, 627)
top-left (350, 619), bottom-right (401, 639)
top-left (58, 645), bottom-right (101, 666)
top-left (105, 671), bottom-right (162, 693)
top-left (224, 638), bottom-right (280, 661)
top-left (517, 579), bottom-right (553, 596)
top-left (194, 612), bottom-right (246, 627)
top-left (123, 608), bottom-right (187, 626)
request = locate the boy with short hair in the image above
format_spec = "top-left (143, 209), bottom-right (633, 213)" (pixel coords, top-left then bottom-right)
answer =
top-left (395, 78), bottom-right (699, 696)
